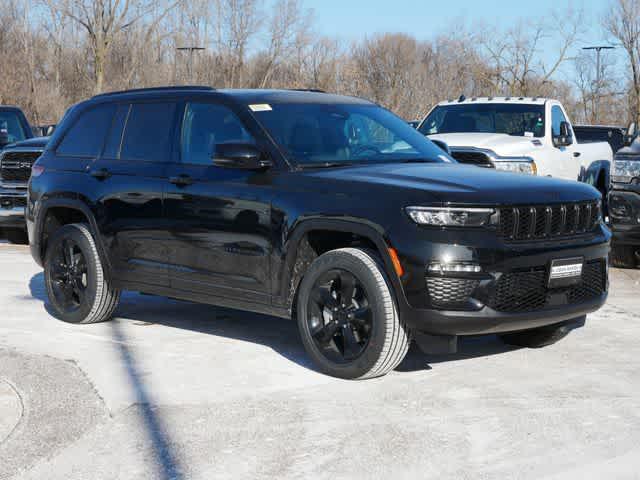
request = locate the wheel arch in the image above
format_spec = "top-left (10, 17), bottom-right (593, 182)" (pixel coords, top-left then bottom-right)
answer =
top-left (34, 198), bottom-right (113, 280)
top-left (277, 218), bottom-right (404, 315)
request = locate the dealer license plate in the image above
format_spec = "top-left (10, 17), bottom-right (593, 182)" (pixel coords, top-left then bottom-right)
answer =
top-left (548, 257), bottom-right (584, 288)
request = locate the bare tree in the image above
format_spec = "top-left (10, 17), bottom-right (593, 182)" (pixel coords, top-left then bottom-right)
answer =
top-left (604, 0), bottom-right (640, 124)
top-left (44, 0), bottom-right (181, 93)
top-left (481, 7), bottom-right (583, 96)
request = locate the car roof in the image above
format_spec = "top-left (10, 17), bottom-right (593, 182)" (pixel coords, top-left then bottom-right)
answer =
top-left (89, 86), bottom-right (373, 106)
top-left (436, 96), bottom-right (548, 106)
top-left (0, 105), bottom-right (25, 112)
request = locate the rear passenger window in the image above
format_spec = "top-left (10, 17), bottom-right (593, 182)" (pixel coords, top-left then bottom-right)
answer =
top-left (103, 104), bottom-right (130, 159)
top-left (120, 103), bottom-right (176, 162)
top-left (57, 104), bottom-right (116, 157)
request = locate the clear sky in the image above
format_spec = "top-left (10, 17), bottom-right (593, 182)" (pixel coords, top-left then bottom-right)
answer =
top-left (302, 0), bottom-right (617, 83)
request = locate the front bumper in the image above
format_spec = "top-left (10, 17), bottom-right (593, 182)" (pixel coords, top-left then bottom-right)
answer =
top-left (389, 220), bottom-right (610, 337)
top-left (0, 190), bottom-right (27, 228)
top-left (608, 187), bottom-right (640, 246)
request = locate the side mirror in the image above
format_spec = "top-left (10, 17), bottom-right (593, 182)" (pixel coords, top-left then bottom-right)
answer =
top-left (624, 122), bottom-right (637, 146)
top-left (431, 139), bottom-right (451, 155)
top-left (553, 121), bottom-right (573, 147)
top-left (213, 143), bottom-right (272, 170)
top-left (0, 129), bottom-right (10, 148)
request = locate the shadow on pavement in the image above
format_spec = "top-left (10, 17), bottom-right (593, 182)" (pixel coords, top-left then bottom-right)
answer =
top-left (29, 273), bottom-right (183, 480)
top-left (29, 272), bottom-right (517, 377)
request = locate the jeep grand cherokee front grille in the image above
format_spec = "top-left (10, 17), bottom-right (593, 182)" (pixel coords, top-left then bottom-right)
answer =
top-left (0, 151), bottom-right (41, 183)
top-left (498, 201), bottom-right (600, 242)
top-left (486, 260), bottom-right (606, 313)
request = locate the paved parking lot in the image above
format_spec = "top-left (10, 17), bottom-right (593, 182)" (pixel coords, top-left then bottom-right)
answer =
top-left (0, 241), bottom-right (639, 479)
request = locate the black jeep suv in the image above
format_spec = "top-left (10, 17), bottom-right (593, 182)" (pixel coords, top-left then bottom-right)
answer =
top-left (27, 87), bottom-right (610, 379)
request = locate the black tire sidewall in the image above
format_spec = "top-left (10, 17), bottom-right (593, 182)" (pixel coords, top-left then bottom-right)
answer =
top-left (44, 224), bottom-right (100, 324)
top-left (297, 249), bottom-right (394, 379)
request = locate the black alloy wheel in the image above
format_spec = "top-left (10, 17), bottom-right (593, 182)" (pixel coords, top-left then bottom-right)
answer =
top-left (48, 237), bottom-right (89, 314)
top-left (307, 269), bottom-right (373, 364)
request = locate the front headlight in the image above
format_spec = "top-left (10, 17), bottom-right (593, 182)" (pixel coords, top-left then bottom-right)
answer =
top-left (612, 157), bottom-right (640, 184)
top-left (406, 206), bottom-right (496, 227)
top-left (494, 159), bottom-right (537, 175)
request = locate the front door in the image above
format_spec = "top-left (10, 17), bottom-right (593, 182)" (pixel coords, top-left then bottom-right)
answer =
top-left (164, 101), bottom-right (274, 305)
top-left (549, 104), bottom-right (580, 180)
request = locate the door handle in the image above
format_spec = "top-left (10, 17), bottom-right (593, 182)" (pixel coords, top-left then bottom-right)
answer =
top-left (573, 152), bottom-right (581, 157)
top-left (169, 174), bottom-right (193, 186)
top-left (89, 168), bottom-right (111, 180)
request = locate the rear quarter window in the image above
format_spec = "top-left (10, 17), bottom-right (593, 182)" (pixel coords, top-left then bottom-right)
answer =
top-left (56, 104), bottom-right (116, 157)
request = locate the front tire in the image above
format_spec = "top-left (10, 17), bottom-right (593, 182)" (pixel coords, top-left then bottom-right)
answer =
top-left (296, 248), bottom-right (411, 379)
top-left (499, 316), bottom-right (585, 348)
top-left (44, 223), bottom-right (120, 324)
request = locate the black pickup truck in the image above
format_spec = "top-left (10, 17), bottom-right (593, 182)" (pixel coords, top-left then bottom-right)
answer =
top-left (0, 106), bottom-right (47, 243)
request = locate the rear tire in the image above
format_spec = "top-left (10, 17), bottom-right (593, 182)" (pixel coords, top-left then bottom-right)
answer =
top-left (499, 316), bottom-right (585, 348)
top-left (296, 248), bottom-right (411, 379)
top-left (44, 223), bottom-right (120, 324)
top-left (610, 244), bottom-right (637, 269)
top-left (6, 228), bottom-right (28, 245)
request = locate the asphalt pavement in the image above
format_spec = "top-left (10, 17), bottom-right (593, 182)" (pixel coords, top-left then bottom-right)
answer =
top-left (0, 242), bottom-right (639, 480)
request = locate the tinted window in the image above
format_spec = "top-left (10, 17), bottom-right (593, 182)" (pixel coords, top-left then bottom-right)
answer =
top-left (0, 110), bottom-right (27, 143)
top-left (181, 103), bottom-right (254, 165)
top-left (551, 105), bottom-right (568, 137)
top-left (420, 104), bottom-right (545, 138)
top-left (103, 104), bottom-right (130, 158)
top-left (57, 104), bottom-right (116, 156)
top-left (252, 103), bottom-right (450, 166)
top-left (120, 103), bottom-right (176, 162)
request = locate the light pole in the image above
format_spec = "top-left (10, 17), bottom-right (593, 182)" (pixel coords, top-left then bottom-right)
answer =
top-left (177, 46), bottom-right (205, 84)
top-left (582, 45), bottom-right (615, 122)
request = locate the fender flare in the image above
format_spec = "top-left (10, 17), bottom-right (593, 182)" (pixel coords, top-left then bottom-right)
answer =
top-left (33, 197), bottom-right (113, 280)
top-left (580, 159), bottom-right (610, 192)
top-left (276, 217), bottom-right (404, 311)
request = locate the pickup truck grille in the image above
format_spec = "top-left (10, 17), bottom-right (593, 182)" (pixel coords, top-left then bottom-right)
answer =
top-left (450, 150), bottom-right (494, 167)
top-left (0, 151), bottom-right (41, 183)
top-left (497, 201), bottom-right (601, 242)
top-left (486, 260), bottom-right (606, 313)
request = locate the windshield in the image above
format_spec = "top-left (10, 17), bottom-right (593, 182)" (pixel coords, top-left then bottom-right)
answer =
top-left (420, 103), bottom-right (545, 138)
top-left (250, 103), bottom-right (453, 166)
top-left (0, 110), bottom-right (28, 143)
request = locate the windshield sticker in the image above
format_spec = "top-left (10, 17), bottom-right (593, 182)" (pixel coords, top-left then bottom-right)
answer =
top-left (524, 131), bottom-right (534, 137)
top-left (249, 104), bottom-right (272, 112)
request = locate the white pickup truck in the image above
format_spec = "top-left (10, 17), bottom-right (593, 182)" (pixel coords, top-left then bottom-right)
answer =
top-left (418, 97), bottom-right (613, 199)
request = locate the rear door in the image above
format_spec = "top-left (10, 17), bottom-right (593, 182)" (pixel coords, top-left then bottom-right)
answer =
top-left (164, 101), bottom-right (274, 305)
top-left (88, 101), bottom-right (180, 287)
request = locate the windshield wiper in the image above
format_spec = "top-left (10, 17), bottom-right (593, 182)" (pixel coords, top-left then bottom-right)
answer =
top-left (299, 162), bottom-right (354, 169)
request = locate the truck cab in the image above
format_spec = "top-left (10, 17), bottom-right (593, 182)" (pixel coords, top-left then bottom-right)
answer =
top-left (418, 97), bottom-right (613, 198)
top-left (0, 106), bottom-right (41, 243)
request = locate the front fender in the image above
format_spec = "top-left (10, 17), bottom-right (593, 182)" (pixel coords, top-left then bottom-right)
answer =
top-left (273, 216), bottom-right (403, 312)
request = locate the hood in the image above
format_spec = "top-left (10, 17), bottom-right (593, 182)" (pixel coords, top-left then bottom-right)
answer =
top-left (428, 132), bottom-right (542, 157)
top-left (615, 138), bottom-right (640, 158)
top-left (299, 162), bottom-right (599, 205)
top-left (3, 136), bottom-right (50, 150)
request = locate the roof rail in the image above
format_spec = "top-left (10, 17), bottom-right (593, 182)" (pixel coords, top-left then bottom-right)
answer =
top-left (92, 85), bottom-right (215, 99)
top-left (287, 88), bottom-right (327, 93)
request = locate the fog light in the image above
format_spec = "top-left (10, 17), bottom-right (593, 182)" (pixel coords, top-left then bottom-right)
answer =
top-left (428, 262), bottom-right (482, 274)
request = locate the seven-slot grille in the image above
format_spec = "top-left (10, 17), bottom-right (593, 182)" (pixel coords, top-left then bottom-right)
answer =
top-left (498, 201), bottom-right (600, 241)
top-left (0, 150), bottom-right (42, 183)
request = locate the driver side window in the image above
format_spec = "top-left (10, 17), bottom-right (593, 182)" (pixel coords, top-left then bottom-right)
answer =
top-left (551, 105), bottom-right (567, 137)
top-left (181, 103), bottom-right (254, 165)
